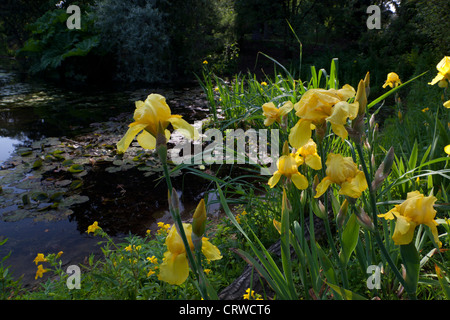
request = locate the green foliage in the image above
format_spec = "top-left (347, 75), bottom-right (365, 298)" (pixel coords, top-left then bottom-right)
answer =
top-left (0, 239), bottom-right (22, 299)
top-left (93, 0), bottom-right (168, 83)
top-left (17, 6), bottom-right (100, 78)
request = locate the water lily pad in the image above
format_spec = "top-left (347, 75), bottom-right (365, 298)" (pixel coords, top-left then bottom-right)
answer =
top-left (50, 192), bottom-right (65, 202)
top-left (70, 180), bottom-right (83, 190)
top-left (22, 194), bottom-right (30, 205)
top-left (62, 195), bottom-right (89, 206)
top-left (31, 191), bottom-right (48, 201)
top-left (105, 166), bottom-right (121, 173)
top-left (3, 209), bottom-right (28, 222)
top-left (55, 179), bottom-right (72, 187)
top-left (62, 159), bottom-right (74, 166)
top-left (112, 159), bottom-right (123, 166)
top-left (68, 164), bottom-right (84, 173)
top-left (32, 159), bottom-right (43, 169)
top-left (20, 150), bottom-right (32, 156)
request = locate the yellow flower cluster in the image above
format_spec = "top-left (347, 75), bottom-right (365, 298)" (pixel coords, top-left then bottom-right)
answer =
top-left (146, 255), bottom-right (158, 277)
top-left (243, 288), bottom-right (263, 300)
top-left (235, 210), bottom-right (248, 224)
top-left (156, 222), bottom-right (171, 235)
top-left (33, 251), bottom-right (63, 280)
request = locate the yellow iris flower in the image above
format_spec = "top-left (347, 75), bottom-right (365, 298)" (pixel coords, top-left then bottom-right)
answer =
top-left (429, 57), bottom-right (450, 108)
top-left (294, 138), bottom-right (322, 170)
top-left (289, 85), bottom-right (358, 149)
top-left (445, 145), bottom-right (450, 155)
top-left (378, 191), bottom-right (440, 246)
top-left (158, 223), bottom-right (222, 285)
top-left (314, 153), bottom-right (368, 199)
top-left (268, 153), bottom-right (308, 190)
top-left (117, 94), bottom-right (198, 153)
top-left (262, 101), bottom-right (294, 126)
top-left (382, 72), bottom-right (402, 88)
top-left (429, 56), bottom-right (450, 85)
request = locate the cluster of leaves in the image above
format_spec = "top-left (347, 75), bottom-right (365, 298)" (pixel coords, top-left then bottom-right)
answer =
top-left (9, 221), bottom-right (234, 300)
top-left (16, 4), bottom-right (100, 79)
top-left (14, 0), bottom-right (238, 83)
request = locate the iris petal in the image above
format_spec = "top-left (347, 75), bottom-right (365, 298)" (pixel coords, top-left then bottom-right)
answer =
top-left (314, 177), bottom-right (333, 198)
top-left (169, 117), bottom-right (199, 140)
top-left (202, 239), bottom-right (223, 261)
top-left (268, 171), bottom-right (282, 188)
top-left (392, 216), bottom-right (416, 245)
top-left (137, 130), bottom-right (156, 150)
top-left (116, 123), bottom-right (147, 153)
top-left (291, 172), bottom-right (308, 190)
top-left (158, 252), bottom-right (189, 285)
top-left (289, 119), bottom-right (312, 149)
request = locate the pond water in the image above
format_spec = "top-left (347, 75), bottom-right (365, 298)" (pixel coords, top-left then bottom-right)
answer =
top-left (0, 59), bottom-right (213, 286)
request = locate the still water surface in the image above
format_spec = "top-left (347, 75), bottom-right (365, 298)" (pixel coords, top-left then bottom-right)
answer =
top-left (0, 59), bottom-right (208, 286)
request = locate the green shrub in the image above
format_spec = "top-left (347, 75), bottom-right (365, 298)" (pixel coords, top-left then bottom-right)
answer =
top-left (17, 5), bottom-right (101, 80)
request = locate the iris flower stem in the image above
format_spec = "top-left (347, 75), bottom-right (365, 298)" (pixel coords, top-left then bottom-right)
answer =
top-left (318, 141), bottom-right (349, 290)
top-left (355, 144), bottom-right (416, 299)
top-left (162, 162), bottom-right (209, 299)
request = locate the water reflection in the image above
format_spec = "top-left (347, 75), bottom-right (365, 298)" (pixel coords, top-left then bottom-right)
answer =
top-left (0, 136), bottom-right (22, 164)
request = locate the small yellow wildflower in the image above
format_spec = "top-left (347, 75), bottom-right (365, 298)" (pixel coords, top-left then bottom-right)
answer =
top-left (421, 107), bottom-right (429, 112)
top-left (33, 253), bottom-right (47, 265)
top-left (124, 244), bottom-right (141, 252)
top-left (261, 81), bottom-right (268, 86)
top-left (35, 265), bottom-right (48, 280)
top-left (56, 251), bottom-right (63, 258)
top-left (204, 269), bottom-right (211, 275)
top-left (147, 256), bottom-right (158, 264)
top-left (157, 222), bottom-right (171, 235)
top-left (243, 288), bottom-right (263, 300)
top-left (87, 221), bottom-right (100, 234)
top-left (203, 60), bottom-right (208, 65)
top-left (147, 269), bottom-right (156, 277)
